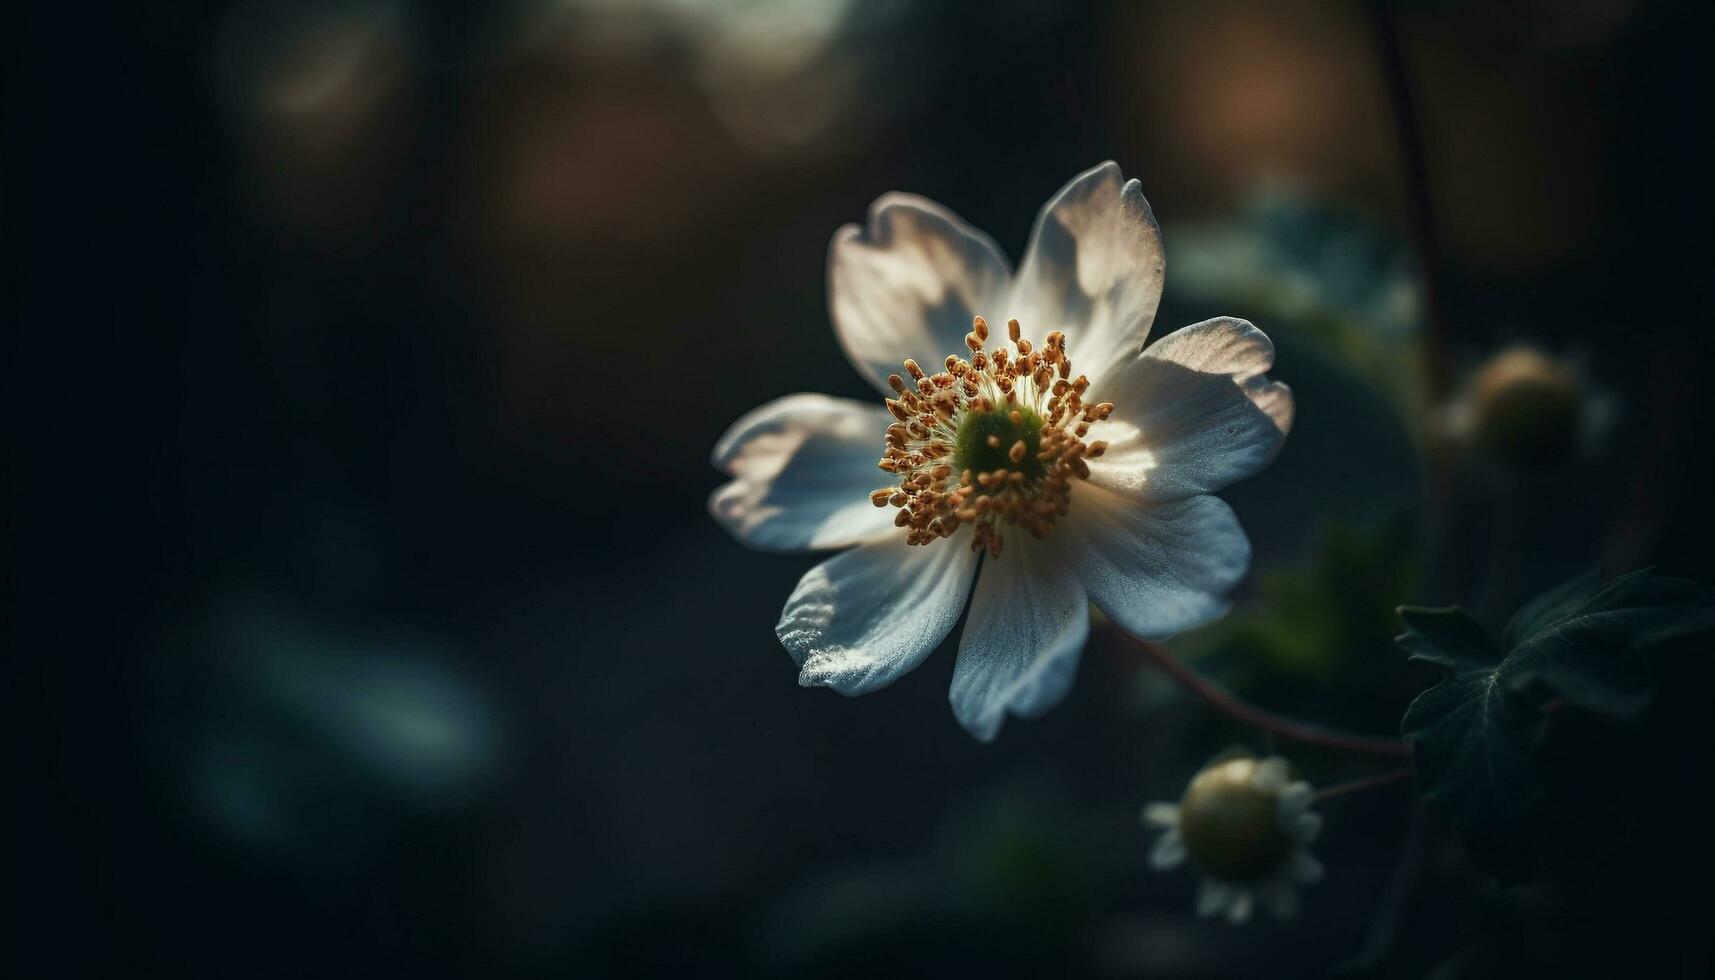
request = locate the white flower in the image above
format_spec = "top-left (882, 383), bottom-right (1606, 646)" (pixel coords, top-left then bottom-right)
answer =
top-left (1143, 754), bottom-right (1324, 923)
top-left (709, 162), bottom-right (1293, 740)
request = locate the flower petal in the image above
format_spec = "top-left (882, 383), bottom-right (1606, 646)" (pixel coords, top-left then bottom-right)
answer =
top-left (1150, 829), bottom-right (1188, 870)
top-left (829, 193), bottom-right (1012, 396)
top-left (1008, 161), bottom-right (1165, 385)
top-left (710, 394), bottom-right (897, 552)
top-left (777, 532), bottom-right (979, 695)
top-left (1290, 813), bottom-right (1323, 845)
top-left (1277, 782), bottom-right (1314, 822)
top-left (1196, 879), bottom-right (1234, 918)
top-left (1089, 317), bottom-right (1293, 502)
top-left (1055, 482), bottom-right (1251, 641)
top-left (1142, 802), bottom-right (1181, 829)
top-left (1226, 890), bottom-right (1255, 924)
top-left (949, 535), bottom-right (1090, 741)
top-left (1288, 851), bottom-right (1324, 884)
top-left (1252, 757), bottom-right (1290, 792)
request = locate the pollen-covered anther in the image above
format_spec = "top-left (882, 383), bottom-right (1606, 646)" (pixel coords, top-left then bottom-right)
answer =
top-left (870, 315), bottom-right (1113, 555)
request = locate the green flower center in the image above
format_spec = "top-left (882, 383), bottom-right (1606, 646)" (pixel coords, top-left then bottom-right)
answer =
top-left (1178, 758), bottom-right (1293, 882)
top-left (954, 405), bottom-right (1046, 485)
top-left (868, 315), bottom-right (1110, 555)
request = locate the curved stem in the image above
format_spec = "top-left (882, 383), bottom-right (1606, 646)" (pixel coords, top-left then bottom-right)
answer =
top-left (1313, 767), bottom-right (1414, 802)
top-left (1122, 636), bottom-right (1413, 758)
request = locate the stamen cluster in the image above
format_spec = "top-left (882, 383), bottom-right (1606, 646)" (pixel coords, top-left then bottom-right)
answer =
top-left (870, 315), bottom-right (1111, 556)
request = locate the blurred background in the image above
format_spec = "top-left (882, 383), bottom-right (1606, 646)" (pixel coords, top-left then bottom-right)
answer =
top-left (8, 0), bottom-right (1714, 975)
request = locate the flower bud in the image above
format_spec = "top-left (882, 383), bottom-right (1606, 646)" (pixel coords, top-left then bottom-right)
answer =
top-left (1143, 753), bottom-right (1324, 923)
top-left (1468, 346), bottom-right (1583, 469)
top-left (1178, 756), bottom-right (1297, 881)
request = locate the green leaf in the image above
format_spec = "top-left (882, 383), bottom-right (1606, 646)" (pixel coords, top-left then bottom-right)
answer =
top-left (1396, 570), bottom-right (1715, 881)
top-left (1397, 606), bottom-right (1542, 882)
top-left (1401, 658), bottom-right (1545, 884)
top-left (1506, 569), bottom-right (1715, 723)
top-left (1397, 606), bottom-right (1497, 670)
top-left (1500, 568), bottom-right (1601, 650)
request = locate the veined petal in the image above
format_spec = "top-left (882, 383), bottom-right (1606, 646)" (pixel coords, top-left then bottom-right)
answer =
top-left (829, 193), bottom-right (1012, 396)
top-left (778, 532), bottom-right (979, 696)
top-left (1143, 316), bottom-right (1294, 431)
top-left (949, 535), bottom-right (1090, 742)
top-left (710, 394), bottom-right (897, 552)
top-left (1008, 161), bottom-right (1165, 385)
top-left (1089, 317), bottom-right (1293, 502)
top-left (1055, 482), bottom-right (1250, 641)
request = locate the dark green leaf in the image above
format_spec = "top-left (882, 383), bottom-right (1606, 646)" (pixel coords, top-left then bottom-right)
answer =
top-left (1397, 605), bottom-right (1539, 881)
top-left (1500, 568), bottom-right (1601, 650)
top-left (1396, 606), bottom-right (1496, 670)
top-left (1395, 570), bottom-right (1715, 881)
top-left (1506, 570), bottom-right (1715, 723)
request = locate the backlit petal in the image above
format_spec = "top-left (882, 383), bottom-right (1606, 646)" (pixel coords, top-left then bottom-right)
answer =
top-left (777, 532), bottom-right (979, 695)
top-left (829, 194), bottom-right (1012, 396)
top-left (1008, 161), bottom-right (1166, 385)
top-left (710, 394), bottom-right (897, 552)
top-left (1055, 483), bottom-right (1250, 640)
top-left (949, 535), bottom-right (1090, 741)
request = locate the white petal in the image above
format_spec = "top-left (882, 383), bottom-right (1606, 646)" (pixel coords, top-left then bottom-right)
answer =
top-left (1251, 757), bottom-right (1290, 792)
top-left (829, 193), bottom-right (1012, 396)
top-left (1277, 783), bottom-right (1314, 822)
top-left (949, 535), bottom-right (1090, 741)
top-left (1288, 851), bottom-right (1324, 884)
top-left (1055, 483), bottom-right (1250, 641)
top-left (1089, 317), bottom-right (1293, 502)
top-left (1144, 316), bottom-right (1294, 431)
top-left (1196, 879), bottom-right (1233, 918)
top-left (1008, 161), bottom-right (1165, 385)
top-left (710, 394), bottom-right (900, 552)
top-left (777, 532), bottom-right (979, 695)
top-left (1291, 813), bottom-right (1323, 845)
top-left (1227, 891), bottom-right (1254, 924)
top-left (1142, 802), bottom-right (1181, 829)
top-left (1150, 830), bottom-right (1188, 870)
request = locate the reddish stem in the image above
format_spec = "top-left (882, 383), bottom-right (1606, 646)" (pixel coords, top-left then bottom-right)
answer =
top-left (1313, 768), bottom-right (1415, 803)
top-left (1122, 636), bottom-right (1413, 759)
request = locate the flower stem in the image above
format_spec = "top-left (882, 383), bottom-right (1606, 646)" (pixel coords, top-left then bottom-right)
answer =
top-left (1313, 768), bottom-right (1414, 803)
top-left (1366, 0), bottom-right (1448, 398)
top-left (1121, 636), bottom-right (1413, 758)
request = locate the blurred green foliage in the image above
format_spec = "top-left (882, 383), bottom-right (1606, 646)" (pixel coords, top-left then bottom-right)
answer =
top-left (1170, 185), bottom-right (1426, 418)
top-left (1175, 513), bottom-right (1421, 680)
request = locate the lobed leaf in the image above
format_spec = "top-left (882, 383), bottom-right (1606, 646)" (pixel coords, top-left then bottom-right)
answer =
top-left (1396, 570), bottom-right (1715, 880)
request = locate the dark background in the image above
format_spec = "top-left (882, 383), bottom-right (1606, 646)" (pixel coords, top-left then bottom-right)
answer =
top-left (9, 1), bottom-right (1714, 976)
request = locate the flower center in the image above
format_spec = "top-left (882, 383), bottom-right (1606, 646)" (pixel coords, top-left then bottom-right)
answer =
top-left (869, 315), bottom-right (1111, 556)
top-left (1178, 758), bottom-right (1294, 882)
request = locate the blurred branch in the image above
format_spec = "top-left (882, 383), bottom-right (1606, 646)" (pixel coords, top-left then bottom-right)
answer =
top-left (1313, 767), bottom-right (1414, 802)
top-left (1120, 635), bottom-right (1413, 758)
top-left (1368, 0), bottom-right (1449, 398)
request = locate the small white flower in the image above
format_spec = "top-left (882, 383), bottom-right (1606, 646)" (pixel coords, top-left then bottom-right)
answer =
top-left (709, 162), bottom-right (1293, 740)
top-left (1143, 754), bottom-right (1324, 923)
